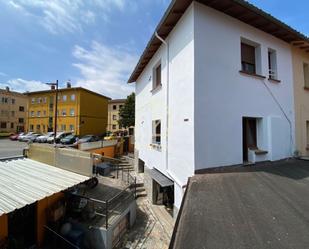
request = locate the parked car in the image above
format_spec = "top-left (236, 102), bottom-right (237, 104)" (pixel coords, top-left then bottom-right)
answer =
top-left (60, 134), bottom-right (79, 145)
top-left (47, 132), bottom-right (72, 144)
top-left (77, 135), bottom-right (101, 144)
top-left (23, 133), bottom-right (41, 142)
top-left (10, 132), bottom-right (24, 141)
top-left (18, 132), bottom-right (34, 142)
top-left (36, 132), bottom-right (54, 143)
top-left (104, 134), bottom-right (117, 140)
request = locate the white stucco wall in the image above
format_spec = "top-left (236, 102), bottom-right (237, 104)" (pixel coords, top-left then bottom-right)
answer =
top-left (194, 3), bottom-right (295, 170)
top-left (135, 5), bottom-right (195, 209)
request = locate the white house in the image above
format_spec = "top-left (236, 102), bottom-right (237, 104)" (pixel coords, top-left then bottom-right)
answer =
top-left (128, 0), bottom-right (307, 216)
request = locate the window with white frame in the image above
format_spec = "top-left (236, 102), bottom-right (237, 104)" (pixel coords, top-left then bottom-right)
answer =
top-left (268, 48), bottom-right (278, 80)
top-left (241, 38), bottom-right (261, 75)
top-left (63, 95), bottom-right (67, 101)
top-left (152, 120), bottom-right (161, 144)
top-left (38, 97), bottom-right (42, 104)
top-left (31, 111), bottom-right (34, 117)
top-left (70, 108), bottom-right (75, 116)
top-left (71, 94), bottom-right (76, 101)
top-left (152, 62), bottom-right (162, 90)
top-left (43, 97), bottom-right (47, 103)
top-left (37, 111), bottom-right (41, 117)
top-left (304, 63), bottom-right (309, 88)
top-left (62, 109), bottom-right (66, 116)
top-left (31, 98), bottom-right (35, 104)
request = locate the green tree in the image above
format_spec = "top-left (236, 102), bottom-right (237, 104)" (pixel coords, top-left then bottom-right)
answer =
top-left (118, 92), bottom-right (135, 128)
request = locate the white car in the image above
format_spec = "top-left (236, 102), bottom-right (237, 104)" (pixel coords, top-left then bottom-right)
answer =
top-left (36, 132), bottom-right (54, 143)
top-left (47, 132), bottom-right (72, 144)
top-left (18, 132), bottom-right (34, 142)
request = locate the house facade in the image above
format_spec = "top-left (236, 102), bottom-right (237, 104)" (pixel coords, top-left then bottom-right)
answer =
top-left (0, 87), bottom-right (27, 133)
top-left (129, 0), bottom-right (308, 216)
top-left (107, 99), bottom-right (125, 132)
top-left (292, 46), bottom-right (309, 156)
top-left (26, 85), bottom-right (110, 136)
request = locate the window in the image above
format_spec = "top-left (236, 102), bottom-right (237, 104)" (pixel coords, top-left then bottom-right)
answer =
top-left (153, 63), bottom-right (162, 90)
top-left (11, 98), bottom-right (15, 104)
top-left (268, 49), bottom-right (278, 80)
top-left (61, 124), bottom-right (66, 131)
top-left (152, 120), bottom-right (161, 144)
top-left (241, 43), bottom-right (256, 74)
top-left (38, 97), bottom-right (42, 104)
top-left (71, 94), bottom-right (76, 101)
top-left (37, 111), bottom-right (41, 117)
top-left (1, 122), bottom-right (6, 129)
top-left (36, 124), bottom-right (40, 131)
top-left (113, 115), bottom-right (117, 120)
top-left (43, 110), bottom-right (46, 117)
top-left (70, 108), bottom-right (75, 116)
top-left (63, 95), bottom-right (67, 102)
top-left (30, 124), bottom-right (34, 131)
top-left (69, 124), bottom-right (74, 131)
top-left (112, 124), bottom-right (117, 130)
top-left (18, 118), bottom-right (24, 123)
top-left (62, 109), bottom-right (66, 116)
top-left (304, 63), bottom-right (309, 88)
top-left (43, 97), bottom-right (47, 103)
top-left (11, 123), bottom-right (14, 129)
top-left (11, 111), bottom-right (15, 117)
top-left (2, 97), bottom-right (8, 104)
top-left (31, 98), bottom-right (35, 104)
top-left (113, 105), bottom-right (117, 110)
top-left (31, 111), bottom-right (34, 117)
top-left (19, 106), bottom-right (24, 112)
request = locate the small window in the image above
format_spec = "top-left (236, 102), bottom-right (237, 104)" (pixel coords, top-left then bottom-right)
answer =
top-left (30, 124), bottom-right (34, 131)
top-left (152, 120), bottom-right (161, 144)
top-left (70, 108), bottom-right (75, 116)
top-left (36, 124), bottom-right (40, 131)
top-left (19, 106), bottom-right (24, 112)
top-left (241, 43), bottom-right (256, 74)
top-left (31, 98), bottom-right (35, 104)
top-left (268, 49), bottom-right (278, 80)
top-left (153, 63), bottom-right (162, 90)
top-left (38, 97), bottom-right (42, 104)
top-left (0, 122), bottom-right (6, 129)
top-left (69, 124), bottom-right (74, 131)
top-left (71, 94), bottom-right (76, 101)
top-left (37, 111), bottom-right (41, 117)
top-left (2, 97), bottom-right (8, 104)
top-left (61, 124), bottom-right (66, 131)
top-left (11, 98), bottom-right (15, 104)
top-left (63, 95), bottom-right (67, 101)
top-left (304, 63), bottom-right (309, 88)
top-left (11, 122), bottom-right (14, 129)
top-left (43, 97), bottom-right (47, 103)
top-left (18, 118), bottom-right (24, 123)
top-left (112, 124), bottom-right (117, 130)
top-left (62, 109), bottom-right (66, 116)
top-left (113, 115), bottom-right (117, 120)
top-left (43, 110), bottom-right (46, 117)
top-left (113, 105), bottom-right (117, 110)
top-left (31, 111), bottom-right (34, 117)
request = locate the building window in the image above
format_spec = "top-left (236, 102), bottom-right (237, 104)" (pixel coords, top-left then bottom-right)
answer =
top-left (11, 111), bottom-right (15, 117)
top-left (304, 63), bottom-right (309, 88)
top-left (38, 97), bottom-right (42, 104)
top-left (268, 49), bottom-right (278, 80)
top-left (152, 120), bottom-right (161, 144)
top-left (62, 109), bottom-right (66, 116)
top-left (31, 111), bottom-right (34, 117)
top-left (61, 124), bottom-right (66, 131)
top-left (153, 63), bottom-right (162, 90)
top-left (43, 97), bottom-right (47, 103)
top-left (63, 95), bottom-right (67, 102)
top-left (69, 124), bottom-right (74, 131)
top-left (0, 122), bottom-right (6, 129)
top-left (36, 124), bottom-right (40, 131)
top-left (37, 111), bottom-right (41, 117)
top-left (71, 94), bottom-right (76, 101)
top-left (11, 98), bottom-right (15, 104)
top-left (113, 115), bottom-right (117, 120)
top-left (112, 124), bottom-right (117, 130)
top-left (70, 108), bottom-right (75, 116)
top-left (19, 106), bottom-right (24, 112)
top-left (11, 123), bottom-right (14, 129)
top-left (241, 43), bottom-right (256, 74)
top-left (2, 97), bottom-right (8, 104)
top-left (43, 110), bottom-right (46, 117)
top-left (18, 118), bottom-right (24, 123)
top-left (30, 124), bottom-right (34, 131)
top-left (113, 105), bottom-right (117, 110)
top-left (31, 98), bottom-right (35, 104)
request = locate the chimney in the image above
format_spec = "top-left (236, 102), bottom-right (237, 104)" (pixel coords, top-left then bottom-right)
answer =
top-left (51, 85), bottom-right (55, 90)
top-left (67, 80), bottom-right (71, 88)
top-left (5, 86), bottom-right (9, 92)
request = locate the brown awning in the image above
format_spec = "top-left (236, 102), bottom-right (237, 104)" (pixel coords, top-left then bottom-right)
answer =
top-left (128, 0), bottom-right (309, 83)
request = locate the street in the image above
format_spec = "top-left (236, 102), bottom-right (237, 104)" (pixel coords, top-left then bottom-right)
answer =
top-left (0, 139), bottom-right (28, 158)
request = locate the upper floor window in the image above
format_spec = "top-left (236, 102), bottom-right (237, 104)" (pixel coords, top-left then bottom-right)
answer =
top-left (113, 105), bottom-right (117, 110)
top-left (268, 49), bottom-right (278, 80)
top-left (240, 39), bottom-right (261, 75)
top-left (152, 119), bottom-right (161, 145)
top-left (31, 98), bottom-right (35, 104)
top-left (63, 95), bottom-right (67, 102)
top-left (71, 94), bottom-right (76, 101)
top-left (43, 110), bottom-right (47, 117)
top-left (19, 106), bottom-right (24, 112)
top-left (43, 97), bottom-right (47, 103)
top-left (62, 109), bottom-right (66, 116)
top-left (70, 108), bottom-right (75, 116)
top-left (11, 98), bottom-right (15, 104)
top-left (38, 97), bottom-right (42, 104)
top-left (153, 62), bottom-right (162, 90)
top-left (31, 111), bottom-right (34, 117)
top-left (18, 118), bottom-right (24, 124)
top-left (2, 97), bottom-right (8, 104)
top-left (37, 111), bottom-right (41, 117)
top-left (304, 63), bottom-right (309, 88)
top-left (113, 115), bottom-right (117, 120)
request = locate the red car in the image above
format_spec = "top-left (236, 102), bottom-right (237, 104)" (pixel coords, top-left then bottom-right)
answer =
top-left (10, 132), bottom-right (24, 141)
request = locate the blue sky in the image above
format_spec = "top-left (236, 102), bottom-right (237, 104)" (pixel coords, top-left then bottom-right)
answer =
top-left (0, 0), bottom-right (308, 99)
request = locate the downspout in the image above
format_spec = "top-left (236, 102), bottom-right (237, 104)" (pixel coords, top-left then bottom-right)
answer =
top-left (155, 32), bottom-right (170, 171)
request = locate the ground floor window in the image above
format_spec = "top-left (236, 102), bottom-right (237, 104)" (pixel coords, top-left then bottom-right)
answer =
top-left (30, 124), bottom-right (34, 131)
top-left (0, 122), bottom-right (6, 129)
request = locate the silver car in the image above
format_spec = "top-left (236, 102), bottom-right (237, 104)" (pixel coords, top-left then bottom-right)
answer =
top-left (36, 132), bottom-right (54, 143)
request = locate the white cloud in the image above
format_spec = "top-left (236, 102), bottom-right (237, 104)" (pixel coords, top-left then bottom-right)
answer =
top-left (72, 41), bottom-right (136, 99)
top-left (0, 78), bottom-right (49, 93)
top-left (6, 0), bottom-right (126, 34)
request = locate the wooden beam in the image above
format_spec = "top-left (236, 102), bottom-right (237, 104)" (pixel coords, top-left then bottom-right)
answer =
top-left (291, 41), bottom-right (305, 46)
top-left (300, 45), bottom-right (309, 49)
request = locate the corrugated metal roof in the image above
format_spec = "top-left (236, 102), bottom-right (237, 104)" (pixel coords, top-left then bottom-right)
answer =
top-left (149, 168), bottom-right (174, 187)
top-left (0, 158), bottom-right (90, 215)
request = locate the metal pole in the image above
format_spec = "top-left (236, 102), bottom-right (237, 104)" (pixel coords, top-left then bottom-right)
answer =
top-left (105, 200), bottom-right (109, 228)
top-left (54, 80), bottom-right (59, 146)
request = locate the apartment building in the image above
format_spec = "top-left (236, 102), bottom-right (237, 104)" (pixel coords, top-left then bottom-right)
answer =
top-left (26, 85), bottom-right (110, 136)
top-left (129, 0), bottom-right (309, 216)
top-left (107, 99), bottom-right (125, 132)
top-left (292, 44), bottom-right (309, 156)
top-left (0, 87), bottom-right (27, 133)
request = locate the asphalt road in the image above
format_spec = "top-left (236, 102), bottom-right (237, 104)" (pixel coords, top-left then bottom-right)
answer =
top-left (0, 139), bottom-right (28, 158)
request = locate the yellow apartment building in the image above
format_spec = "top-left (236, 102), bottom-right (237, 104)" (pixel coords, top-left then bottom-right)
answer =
top-left (0, 87), bottom-right (27, 133)
top-left (292, 43), bottom-right (309, 156)
top-left (26, 86), bottom-right (110, 136)
top-left (107, 99), bottom-right (126, 132)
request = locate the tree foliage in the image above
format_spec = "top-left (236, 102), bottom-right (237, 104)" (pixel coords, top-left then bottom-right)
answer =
top-left (118, 92), bottom-right (135, 128)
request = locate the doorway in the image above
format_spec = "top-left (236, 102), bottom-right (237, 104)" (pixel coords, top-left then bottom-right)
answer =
top-left (8, 202), bottom-right (37, 248)
top-left (243, 117), bottom-right (257, 162)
